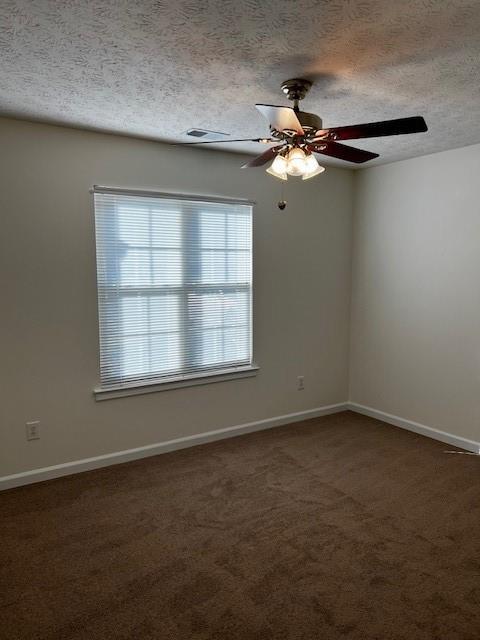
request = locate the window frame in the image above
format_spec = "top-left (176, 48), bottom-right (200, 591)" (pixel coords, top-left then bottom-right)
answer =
top-left (92, 186), bottom-right (258, 400)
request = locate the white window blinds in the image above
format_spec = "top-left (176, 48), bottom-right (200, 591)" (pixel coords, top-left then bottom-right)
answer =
top-left (94, 188), bottom-right (253, 389)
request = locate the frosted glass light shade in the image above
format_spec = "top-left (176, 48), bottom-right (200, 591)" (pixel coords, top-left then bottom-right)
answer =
top-left (302, 153), bottom-right (326, 180)
top-left (266, 153), bottom-right (288, 180)
top-left (286, 147), bottom-right (307, 176)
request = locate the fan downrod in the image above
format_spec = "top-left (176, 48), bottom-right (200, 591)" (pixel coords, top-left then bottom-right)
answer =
top-left (281, 78), bottom-right (312, 111)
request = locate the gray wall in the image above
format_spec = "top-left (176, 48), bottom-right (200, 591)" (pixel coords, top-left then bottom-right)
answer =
top-left (350, 143), bottom-right (480, 442)
top-left (0, 118), bottom-right (354, 476)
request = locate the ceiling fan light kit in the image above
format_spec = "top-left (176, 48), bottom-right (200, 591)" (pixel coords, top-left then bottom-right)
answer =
top-left (175, 77), bottom-right (428, 183)
top-left (265, 147), bottom-right (325, 180)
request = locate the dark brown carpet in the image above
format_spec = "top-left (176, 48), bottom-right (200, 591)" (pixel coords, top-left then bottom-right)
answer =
top-left (1, 411), bottom-right (480, 640)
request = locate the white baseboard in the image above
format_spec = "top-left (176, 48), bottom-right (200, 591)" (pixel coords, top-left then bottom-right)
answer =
top-left (348, 402), bottom-right (480, 454)
top-left (0, 402), bottom-right (348, 491)
top-left (5, 401), bottom-right (476, 491)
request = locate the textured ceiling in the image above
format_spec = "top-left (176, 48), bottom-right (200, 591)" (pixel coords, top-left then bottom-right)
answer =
top-left (1, 0), bottom-right (480, 167)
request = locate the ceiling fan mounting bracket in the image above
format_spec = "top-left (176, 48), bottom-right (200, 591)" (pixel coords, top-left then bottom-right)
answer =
top-left (281, 78), bottom-right (312, 108)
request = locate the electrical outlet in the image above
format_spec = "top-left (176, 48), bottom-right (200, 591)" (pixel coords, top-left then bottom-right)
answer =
top-left (26, 421), bottom-right (40, 441)
top-left (297, 375), bottom-right (305, 391)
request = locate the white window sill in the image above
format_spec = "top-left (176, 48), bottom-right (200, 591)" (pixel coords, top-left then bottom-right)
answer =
top-left (94, 364), bottom-right (259, 401)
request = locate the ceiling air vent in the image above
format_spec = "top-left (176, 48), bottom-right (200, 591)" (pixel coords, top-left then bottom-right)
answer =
top-left (184, 129), bottom-right (229, 141)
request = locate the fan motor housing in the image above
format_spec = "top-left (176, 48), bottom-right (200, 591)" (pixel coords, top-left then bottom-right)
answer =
top-left (297, 110), bottom-right (323, 134)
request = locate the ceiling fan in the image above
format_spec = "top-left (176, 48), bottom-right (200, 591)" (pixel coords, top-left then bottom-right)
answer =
top-left (175, 78), bottom-right (428, 180)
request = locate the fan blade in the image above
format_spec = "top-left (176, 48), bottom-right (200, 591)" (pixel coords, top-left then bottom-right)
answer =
top-left (242, 145), bottom-right (284, 168)
top-left (308, 141), bottom-right (379, 164)
top-left (314, 116), bottom-right (427, 142)
top-left (171, 137), bottom-right (275, 145)
top-left (255, 104), bottom-right (304, 135)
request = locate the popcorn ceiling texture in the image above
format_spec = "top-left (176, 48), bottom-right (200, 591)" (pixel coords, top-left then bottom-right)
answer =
top-left (1, 0), bottom-right (480, 166)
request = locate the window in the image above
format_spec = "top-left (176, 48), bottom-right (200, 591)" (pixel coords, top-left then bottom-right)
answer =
top-left (94, 187), bottom-right (254, 394)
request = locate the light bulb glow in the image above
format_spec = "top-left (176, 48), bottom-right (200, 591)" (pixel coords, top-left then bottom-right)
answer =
top-left (266, 153), bottom-right (288, 180)
top-left (286, 147), bottom-right (307, 176)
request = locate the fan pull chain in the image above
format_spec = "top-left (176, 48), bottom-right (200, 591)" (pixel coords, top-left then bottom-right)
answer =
top-left (278, 180), bottom-right (287, 210)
